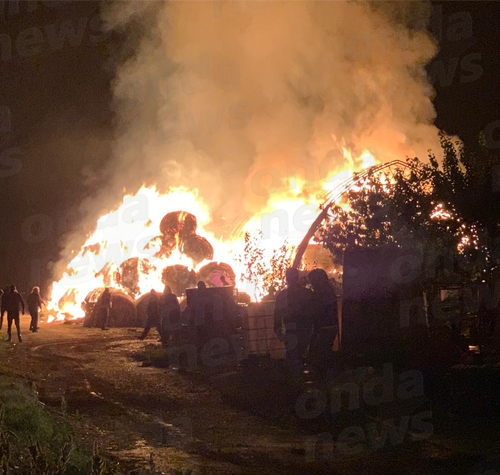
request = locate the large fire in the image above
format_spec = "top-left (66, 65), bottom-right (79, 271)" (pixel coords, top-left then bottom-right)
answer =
top-left (47, 148), bottom-right (377, 322)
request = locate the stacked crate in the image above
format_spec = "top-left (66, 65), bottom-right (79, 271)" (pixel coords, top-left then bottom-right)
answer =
top-left (243, 301), bottom-right (285, 359)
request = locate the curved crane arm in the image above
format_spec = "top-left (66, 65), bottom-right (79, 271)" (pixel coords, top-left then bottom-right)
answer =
top-left (292, 160), bottom-right (410, 269)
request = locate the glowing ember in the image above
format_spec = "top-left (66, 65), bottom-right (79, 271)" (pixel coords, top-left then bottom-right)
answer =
top-left (429, 203), bottom-right (479, 254)
top-left (430, 203), bottom-right (452, 220)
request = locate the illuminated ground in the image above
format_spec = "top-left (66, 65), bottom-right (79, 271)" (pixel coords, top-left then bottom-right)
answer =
top-left (4, 319), bottom-right (500, 474)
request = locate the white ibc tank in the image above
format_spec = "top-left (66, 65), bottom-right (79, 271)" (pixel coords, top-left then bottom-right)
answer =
top-left (243, 301), bottom-right (285, 359)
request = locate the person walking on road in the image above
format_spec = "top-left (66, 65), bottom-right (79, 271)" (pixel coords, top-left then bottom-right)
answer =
top-left (274, 268), bottom-right (314, 374)
top-left (159, 285), bottom-right (180, 344)
top-left (140, 290), bottom-right (161, 340)
top-left (1, 284), bottom-right (25, 342)
top-left (27, 286), bottom-right (45, 332)
top-left (98, 288), bottom-right (112, 330)
top-left (308, 268), bottom-right (338, 374)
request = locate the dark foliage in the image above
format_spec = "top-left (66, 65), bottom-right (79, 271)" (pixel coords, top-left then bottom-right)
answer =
top-left (317, 133), bottom-right (500, 282)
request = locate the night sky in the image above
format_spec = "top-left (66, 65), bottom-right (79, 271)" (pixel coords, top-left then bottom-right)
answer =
top-left (0, 1), bottom-right (499, 293)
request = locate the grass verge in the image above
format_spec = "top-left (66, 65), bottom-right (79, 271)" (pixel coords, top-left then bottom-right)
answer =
top-left (0, 340), bottom-right (143, 474)
top-left (0, 338), bottom-right (109, 473)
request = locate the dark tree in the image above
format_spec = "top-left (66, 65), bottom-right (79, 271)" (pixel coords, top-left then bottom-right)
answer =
top-left (317, 133), bottom-right (500, 283)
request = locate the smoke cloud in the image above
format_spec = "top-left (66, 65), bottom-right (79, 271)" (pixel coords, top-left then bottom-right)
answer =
top-left (99, 0), bottom-right (439, 221)
top-left (53, 0), bottom-right (440, 277)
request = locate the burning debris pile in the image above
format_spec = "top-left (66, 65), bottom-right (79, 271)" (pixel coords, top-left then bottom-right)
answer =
top-left (43, 0), bottom-right (446, 323)
top-left (46, 187), bottom-right (248, 322)
top-left (45, 149), bottom-right (478, 325)
top-left (117, 211), bottom-right (217, 298)
top-left (48, 203), bottom-right (240, 322)
top-left (43, 0), bottom-right (454, 324)
top-left (46, 148), bottom-right (382, 322)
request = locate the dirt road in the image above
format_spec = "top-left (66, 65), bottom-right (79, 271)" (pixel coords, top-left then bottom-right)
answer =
top-left (4, 320), bottom-right (500, 474)
top-left (4, 320), bottom-right (327, 474)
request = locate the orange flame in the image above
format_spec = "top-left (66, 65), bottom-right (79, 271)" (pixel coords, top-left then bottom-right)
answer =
top-left (47, 148), bottom-right (379, 321)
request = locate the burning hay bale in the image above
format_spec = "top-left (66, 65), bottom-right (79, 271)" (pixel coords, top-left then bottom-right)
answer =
top-left (182, 235), bottom-right (213, 264)
top-left (197, 262), bottom-right (235, 287)
top-left (161, 265), bottom-right (197, 296)
top-left (117, 257), bottom-right (153, 297)
top-left (147, 235), bottom-right (177, 259)
top-left (82, 288), bottom-right (137, 328)
top-left (160, 211), bottom-right (197, 239)
top-left (153, 211), bottom-right (213, 264)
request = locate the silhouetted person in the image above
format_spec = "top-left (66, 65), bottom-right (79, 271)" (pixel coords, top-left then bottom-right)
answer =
top-left (192, 281), bottom-right (210, 345)
top-left (299, 276), bottom-right (309, 288)
top-left (0, 286), bottom-right (10, 330)
top-left (197, 281), bottom-right (207, 291)
top-left (274, 268), bottom-right (314, 372)
top-left (140, 290), bottom-right (160, 340)
top-left (263, 286), bottom-right (277, 301)
top-left (159, 285), bottom-right (180, 343)
top-left (191, 281), bottom-right (210, 327)
top-left (27, 286), bottom-right (45, 332)
top-left (98, 288), bottom-right (112, 330)
top-left (1, 284), bottom-right (25, 342)
top-left (308, 269), bottom-right (338, 372)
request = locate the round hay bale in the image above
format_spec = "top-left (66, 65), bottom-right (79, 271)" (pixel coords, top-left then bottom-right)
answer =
top-left (182, 235), bottom-right (214, 264)
top-left (110, 291), bottom-right (138, 327)
top-left (117, 257), bottom-right (153, 297)
top-left (136, 293), bottom-right (153, 327)
top-left (83, 288), bottom-right (137, 327)
top-left (197, 262), bottom-right (236, 287)
top-left (159, 211), bottom-right (197, 238)
top-left (161, 265), bottom-right (197, 296)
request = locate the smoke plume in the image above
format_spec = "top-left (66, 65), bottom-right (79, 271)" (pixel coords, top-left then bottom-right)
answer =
top-left (99, 0), bottom-right (439, 222)
top-left (51, 0), bottom-right (440, 279)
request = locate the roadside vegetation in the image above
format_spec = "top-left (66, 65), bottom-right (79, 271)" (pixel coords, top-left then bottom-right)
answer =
top-left (0, 340), bottom-right (177, 475)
